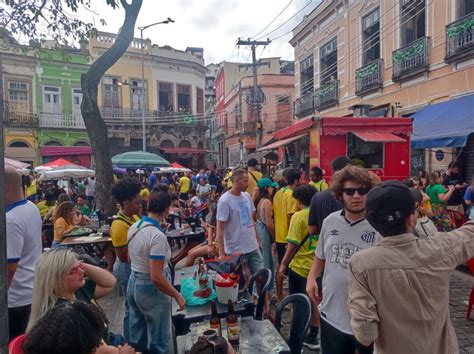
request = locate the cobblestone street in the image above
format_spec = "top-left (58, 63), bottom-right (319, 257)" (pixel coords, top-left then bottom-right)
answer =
top-left (100, 270), bottom-right (474, 353)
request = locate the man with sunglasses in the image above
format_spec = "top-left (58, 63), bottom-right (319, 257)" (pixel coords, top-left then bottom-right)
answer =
top-left (306, 165), bottom-right (380, 354)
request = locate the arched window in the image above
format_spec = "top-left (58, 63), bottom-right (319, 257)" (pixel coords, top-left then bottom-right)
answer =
top-left (8, 140), bottom-right (30, 148)
top-left (160, 140), bottom-right (174, 148)
top-left (73, 141), bottom-right (90, 146)
top-left (197, 142), bottom-right (204, 150)
top-left (44, 140), bottom-right (63, 146)
top-left (179, 140), bottom-right (192, 148)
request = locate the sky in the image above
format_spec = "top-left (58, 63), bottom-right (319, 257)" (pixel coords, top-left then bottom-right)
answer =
top-left (79, 0), bottom-right (321, 65)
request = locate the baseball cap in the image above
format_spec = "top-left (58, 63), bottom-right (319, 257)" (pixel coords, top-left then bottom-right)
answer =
top-left (257, 177), bottom-right (279, 189)
top-left (366, 180), bottom-right (415, 224)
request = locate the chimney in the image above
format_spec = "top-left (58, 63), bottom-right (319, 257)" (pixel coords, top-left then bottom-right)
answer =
top-left (349, 104), bottom-right (373, 117)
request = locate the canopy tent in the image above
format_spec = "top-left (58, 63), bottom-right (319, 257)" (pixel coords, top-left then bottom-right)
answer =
top-left (4, 157), bottom-right (30, 170)
top-left (35, 158), bottom-right (80, 172)
top-left (37, 165), bottom-right (95, 181)
top-left (411, 94), bottom-right (474, 149)
top-left (4, 158), bottom-right (30, 176)
top-left (171, 161), bottom-right (186, 169)
top-left (112, 151), bottom-right (170, 168)
top-left (157, 166), bottom-right (192, 174)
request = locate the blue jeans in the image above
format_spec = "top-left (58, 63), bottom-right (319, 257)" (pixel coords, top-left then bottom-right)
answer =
top-left (127, 271), bottom-right (172, 354)
top-left (113, 258), bottom-right (131, 342)
top-left (256, 220), bottom-right (274, 290)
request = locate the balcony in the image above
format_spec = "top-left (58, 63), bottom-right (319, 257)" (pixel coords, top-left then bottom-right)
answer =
top-left (39, 112), bottom-right (85, 129)
top-left (101, 107), bottom-right (206, 127)
top-left (392, 37), bottom-right (430, 82)
top-left (355, 59), bottom-right (384, 96)
top-left (445, 13), bottom-right (474, 63)
top-left (4, 103), bottom-right (38, 127)
top-left (295, 90), bottom-right (314, 118)
top-left (314, 81), bottom-right (339, 111)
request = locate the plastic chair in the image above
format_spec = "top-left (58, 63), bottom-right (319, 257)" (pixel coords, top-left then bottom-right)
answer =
top-left (446, 209), bottom-right (466, 228)
top-left (247, 268), bottom-right (272, 320)
top-left (9, 333), bottom-right (26, 354)
top-left (275, 293), bottom-right (312, 354)
top-left (466, 257), bottom-right (474, 320)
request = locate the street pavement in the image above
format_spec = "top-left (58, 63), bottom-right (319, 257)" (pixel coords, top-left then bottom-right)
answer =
top-left (99, 269), bottom-right (474, 353)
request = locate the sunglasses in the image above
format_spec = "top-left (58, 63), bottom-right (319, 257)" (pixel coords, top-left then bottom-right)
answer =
top-left (343, 187), bottom-right (370, 196)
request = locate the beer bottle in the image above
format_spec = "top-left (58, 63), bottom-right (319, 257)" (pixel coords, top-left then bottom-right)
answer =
top-left (226, 299), bottom-right (240, 346)
top-left (209, 301), bottom-right (221, 336)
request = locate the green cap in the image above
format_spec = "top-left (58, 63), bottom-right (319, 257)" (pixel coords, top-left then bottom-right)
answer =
top-left (257, 177), bottom-right (278, 189)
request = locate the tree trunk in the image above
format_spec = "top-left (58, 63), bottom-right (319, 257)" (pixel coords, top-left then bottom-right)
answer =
top-left (80, 0), bottom-right (142, 215)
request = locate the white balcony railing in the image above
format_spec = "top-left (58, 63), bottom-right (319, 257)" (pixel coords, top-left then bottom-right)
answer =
top-left (39, 112), bottom-right (86, 129)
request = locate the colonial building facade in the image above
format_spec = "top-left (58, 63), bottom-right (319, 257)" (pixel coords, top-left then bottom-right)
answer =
top-left (289, 0), bottom-right (474, 175)
top-left (89, 32), bottom-right (209, 168)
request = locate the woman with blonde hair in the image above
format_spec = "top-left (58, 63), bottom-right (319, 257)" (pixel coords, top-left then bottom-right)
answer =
top-left (27, 249), bottom-right (116, 332)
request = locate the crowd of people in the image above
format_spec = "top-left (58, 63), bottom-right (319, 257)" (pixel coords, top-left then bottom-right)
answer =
top-left (4, 155), bottom-right (474, 354)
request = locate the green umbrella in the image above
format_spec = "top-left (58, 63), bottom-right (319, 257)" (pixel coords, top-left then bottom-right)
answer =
top-left (111, 151), bottom-right (170, 168)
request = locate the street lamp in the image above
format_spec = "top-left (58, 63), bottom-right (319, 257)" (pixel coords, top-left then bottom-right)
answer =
top-left (138, 17), bottom-right (174, 152)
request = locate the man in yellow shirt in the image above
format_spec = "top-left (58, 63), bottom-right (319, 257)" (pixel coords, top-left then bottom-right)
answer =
top-left (309, 166), bottom-right (328, 192)
top-left (246, 158), bottom-right (263, 200)
top-left (273, 168), bottom-right (301, 301)
top-left (179, 172), bottom-right (191, 200)
top-left (279, 184), bottom-right (320, 350)
top-left (110, 177), bottom-right (142, 342)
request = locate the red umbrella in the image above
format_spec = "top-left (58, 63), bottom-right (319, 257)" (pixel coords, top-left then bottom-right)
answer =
top-left (42, 158), bottom-right (79, 168)
top-left (171, 161), bottom-right (186, 169)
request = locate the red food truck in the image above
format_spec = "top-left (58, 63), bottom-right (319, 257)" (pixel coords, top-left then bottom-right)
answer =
top-left (310, 117), bottom-right (413, 181)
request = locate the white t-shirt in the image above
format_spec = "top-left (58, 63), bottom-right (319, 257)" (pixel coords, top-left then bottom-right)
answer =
top-left (85, 177), bottom-right (96, 196)
top-left (216, 191), bottom-right (258, 255)
top-left (315, 210), bottom-right (381, 334)
top-left (6, 199), bottom-right (42, 307)
top-left (197, 184), bottom-right (211, 196)
top-left (127, 217), bottom-right (171, 280)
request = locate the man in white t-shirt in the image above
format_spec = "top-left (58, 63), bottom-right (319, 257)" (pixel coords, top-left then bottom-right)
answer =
top-left (216, 168), bottom-right (263, 275)
top-left (306, 165), bottom-right (380, 354)
top-left (5, 167), bottom-right (42, 340)
top-left (84, 176), bottom-right (96, 203)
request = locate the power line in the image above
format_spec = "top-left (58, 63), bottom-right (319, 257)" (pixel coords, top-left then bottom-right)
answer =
top-left (256, 0), bottom-right (316, 40)
top-left (251, 0), bottom-right (293, 39)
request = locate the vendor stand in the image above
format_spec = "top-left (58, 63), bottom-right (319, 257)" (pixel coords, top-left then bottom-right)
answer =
top-left (314, 117), bottom-right (412, 180)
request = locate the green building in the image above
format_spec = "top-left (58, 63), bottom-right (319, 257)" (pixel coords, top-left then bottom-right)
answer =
top-left (36, 47), bottom-right (92, 166)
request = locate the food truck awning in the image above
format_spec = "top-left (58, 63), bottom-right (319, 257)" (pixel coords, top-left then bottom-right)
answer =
top-left (257, 133), bottom-right (306, 151)
top-left (411, 94), bottom-right (474, 148)
top-left (353, 132), bottom-right (406, 143)
top-left (274, 117), bottom-right (314, 140)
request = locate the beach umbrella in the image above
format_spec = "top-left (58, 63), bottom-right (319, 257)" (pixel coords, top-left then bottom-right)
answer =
top-left (112, 151), bottom-right (170, 168)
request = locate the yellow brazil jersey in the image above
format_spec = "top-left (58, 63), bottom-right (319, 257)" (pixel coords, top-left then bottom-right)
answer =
top-left (273, 187), bottom-right (298, 243)
top-left (309, 180), bottom-right (328, 192)
top-left (180, 176), bottom-right (191, 193)
top-left (110, 213), bottom-right (141, 248)
top-left (26, 180), bottom-right (37, 196)
top-left (286, 208), bottom-right (318, 278)
top-left (246, 170), bottom-right (262, 198)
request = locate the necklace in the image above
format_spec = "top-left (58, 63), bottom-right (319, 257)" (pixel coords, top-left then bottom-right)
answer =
top-left (57, 295), bottom-right (76, 301)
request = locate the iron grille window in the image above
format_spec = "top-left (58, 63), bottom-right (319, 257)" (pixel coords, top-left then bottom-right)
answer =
top-left (400, 0), bottom-right (425, 46)
top-left (362, 8), bottom-right (380, 64)
top-left (320, 38), bottom-right (338, 85)
top-left (300, 55), bottom-right (314, 95)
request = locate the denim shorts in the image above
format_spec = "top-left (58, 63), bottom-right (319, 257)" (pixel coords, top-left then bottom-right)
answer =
top-left (243, 249), bottom-right (264, 275)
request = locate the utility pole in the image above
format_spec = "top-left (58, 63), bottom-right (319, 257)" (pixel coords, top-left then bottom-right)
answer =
top-left (237, 38), bottom-right (271, 150)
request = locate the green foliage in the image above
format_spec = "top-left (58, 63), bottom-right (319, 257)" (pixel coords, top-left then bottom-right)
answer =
top-left (0, 0), bottom-right (120, 45)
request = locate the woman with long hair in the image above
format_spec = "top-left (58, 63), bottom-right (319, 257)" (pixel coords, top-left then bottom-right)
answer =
top-left (52, 201), bottom-right (80, 248)
top-left (425, 170), bottom-right (456, 231)
top-left (254, 177), bottom-right (277, 318)
top-left (27, 249), bottom-right (116, 332)
top-left (127, 190), bottom-right (186, 353)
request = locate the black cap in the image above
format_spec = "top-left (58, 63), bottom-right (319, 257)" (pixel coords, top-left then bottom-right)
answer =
top-left (366, 180), bottom-right (415, 225)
